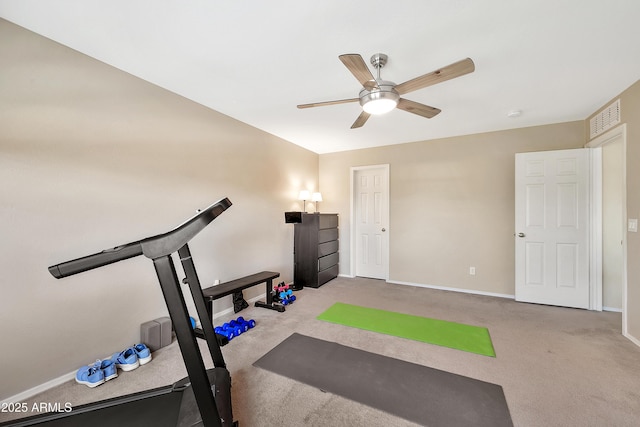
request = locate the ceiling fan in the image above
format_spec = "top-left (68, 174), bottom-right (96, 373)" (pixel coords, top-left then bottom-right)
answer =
top-left (297, 53), bottom-right (475, 129)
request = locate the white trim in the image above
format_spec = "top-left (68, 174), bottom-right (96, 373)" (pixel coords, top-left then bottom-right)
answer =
top-left (589, 147), bottom-right (603, 311)
top-left (602, 306), bottom-right (623, 313)
top-left (338, 273), bottom-right (356, 279)
top-left (350, 164), bottom-right (390, 280)
top-left (586, 124), bottom-right (628, 333)
top-left (387, 279), bottom-right (514, 300)
top-left (624, 331), bottom-right (640, 348)
top-left (0, 371), bottom-right (76, 405)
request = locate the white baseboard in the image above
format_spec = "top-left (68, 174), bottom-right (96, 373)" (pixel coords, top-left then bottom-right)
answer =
top-left (602, 306), bottom-right (623, 313)
top-left (2, 293), bottom-right (269, 405)
top-left (338, 273), bottom-right (355, 278)
top-left (1, 370), bottom-right (76, 405)
top-left (386, 279), bottom-right (515, 300)
top-left (624, 331), bottom-right (640, 348)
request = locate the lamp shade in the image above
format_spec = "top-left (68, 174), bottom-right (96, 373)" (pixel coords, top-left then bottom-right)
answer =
top-left (298, 190), bottom-right (310, 201)
top-left (311, 192), bottom-right (323, 202)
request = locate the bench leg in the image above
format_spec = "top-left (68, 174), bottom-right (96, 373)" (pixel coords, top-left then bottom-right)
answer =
top-left (266, 278), bottom-right (274, 305)
top-left (255, 278), bottom-right (285, 312)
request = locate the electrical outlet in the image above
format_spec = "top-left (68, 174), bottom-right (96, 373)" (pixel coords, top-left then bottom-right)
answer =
top-left (469, 267), bottom-right (476, 275)
top-left (629, 219), bottom-right (638, 233)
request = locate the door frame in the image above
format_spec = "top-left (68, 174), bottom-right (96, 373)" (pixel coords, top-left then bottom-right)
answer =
top-left (586, 124), bottom-right (627, 328)
top-left (350, 164), bottom-right (390, 280)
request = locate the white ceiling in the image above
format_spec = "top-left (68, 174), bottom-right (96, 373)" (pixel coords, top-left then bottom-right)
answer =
top-left (2, 0), bottom-right (640, 154)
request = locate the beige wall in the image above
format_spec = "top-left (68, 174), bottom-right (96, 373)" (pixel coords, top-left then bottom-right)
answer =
top-left (320, 122), bottom-right (585, 296)
top-left (587, 80), bottom-right (640, 342)
top-left (0, 20), bottom-right (318, 400)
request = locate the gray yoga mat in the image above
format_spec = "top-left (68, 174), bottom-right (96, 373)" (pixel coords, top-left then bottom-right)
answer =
top-left (253, 333), bottom-right (512, 427)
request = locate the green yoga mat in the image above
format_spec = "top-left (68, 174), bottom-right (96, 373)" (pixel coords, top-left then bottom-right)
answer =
top-left (317, 302), bottom-right (496, 357)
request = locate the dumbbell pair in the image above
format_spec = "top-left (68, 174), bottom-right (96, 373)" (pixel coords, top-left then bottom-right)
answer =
top-left (214, 316), bottom-right (256, 341)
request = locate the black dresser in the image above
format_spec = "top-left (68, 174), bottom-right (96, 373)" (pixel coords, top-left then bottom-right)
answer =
top-left (294, 213), bottom-right (339, 288)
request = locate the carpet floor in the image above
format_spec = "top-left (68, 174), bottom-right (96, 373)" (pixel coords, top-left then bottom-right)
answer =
top-left (2, 276), bottom-right (640, 426)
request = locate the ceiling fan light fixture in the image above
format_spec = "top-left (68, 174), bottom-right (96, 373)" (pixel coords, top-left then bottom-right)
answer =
top-left (360, 83), bottom-right (400, 115)
top-left (363, 97), bottom-right (398, 115)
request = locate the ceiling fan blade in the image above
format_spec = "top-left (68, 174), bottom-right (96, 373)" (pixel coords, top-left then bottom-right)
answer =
top-left (395, 58), bottom-right (475, 95)
top-left (397, 98), bottom-right (441, 118)
top-left (351, 111), bottom-right (371, 129)
top-left (297, 98), bottom-right (359, 109)
top-left (339, 54), bottom-right (378, 90)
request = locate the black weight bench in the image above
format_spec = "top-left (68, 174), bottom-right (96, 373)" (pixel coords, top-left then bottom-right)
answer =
top-left (194, 271), bottom-right (282, 342)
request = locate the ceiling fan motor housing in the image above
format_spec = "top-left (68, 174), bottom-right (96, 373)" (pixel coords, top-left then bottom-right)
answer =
top-left (359, 80), bottom-right (400, 114)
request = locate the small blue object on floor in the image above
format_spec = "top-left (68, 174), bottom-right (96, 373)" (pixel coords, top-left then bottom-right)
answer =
top-left (133, 343), bottom-right (152, 365)
top-left (110, 343), bottom-right (153, 372)
top-left (75, 362), bottom-right (105, 388)
top-left (214, 317), bottom-right (257, 341)
top-left (100, 359), bottom-right (118, 381)
top-left (111, 347), bottom-right (139, 372)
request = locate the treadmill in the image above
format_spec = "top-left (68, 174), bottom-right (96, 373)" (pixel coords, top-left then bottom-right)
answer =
top-left (1, 198), bottom-right (237, 427)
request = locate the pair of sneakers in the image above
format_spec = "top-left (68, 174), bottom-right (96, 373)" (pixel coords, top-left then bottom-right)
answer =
top-left (75, 359), bottom-right (118, 388)
top-left (75, 344), bottom-right (151, 388)
top-left (111, 343), bottom-right (152, 372)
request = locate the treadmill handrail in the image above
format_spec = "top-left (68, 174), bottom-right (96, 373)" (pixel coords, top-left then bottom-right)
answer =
top-left (48, 197), bottom-right (232, 279)
top-left (141, 197), bottom-right (231, 259)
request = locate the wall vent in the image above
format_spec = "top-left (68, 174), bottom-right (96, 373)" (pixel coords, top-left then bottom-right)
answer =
top-left (590, 99), bottom-right (620, 139)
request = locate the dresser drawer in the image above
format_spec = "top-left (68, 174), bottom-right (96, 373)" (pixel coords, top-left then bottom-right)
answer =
top-left (318, 240), bottom-right (339, 257)
top-left (318, 228), bottom-right (338, 244)
top-left (318, 264), bottom-right (339, 286)
top-left (319, 214), bottom-right (338, 229)
top-left (318, 252), bottom-right (339, 271)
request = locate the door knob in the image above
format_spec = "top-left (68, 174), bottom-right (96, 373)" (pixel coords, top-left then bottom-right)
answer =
top-left (382, 228), bottom-right (386, 232)
top-left (517, 232), bottom-right (525, 237)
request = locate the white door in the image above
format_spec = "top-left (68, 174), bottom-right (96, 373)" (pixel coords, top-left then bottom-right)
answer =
top-left (515, 148), bottom-right (590, 309)
top-left (353, 166), bottom-right (388, 279)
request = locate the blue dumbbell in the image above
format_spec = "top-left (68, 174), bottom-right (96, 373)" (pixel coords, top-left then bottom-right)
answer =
top-left (215, 326), bottom-right (235, 340)
top-left (236, 317), bottom-right (256, 329)
top-left (221, 323), bottom-right (242, 337)
top-left (230, 319), bottom-right (249, 333)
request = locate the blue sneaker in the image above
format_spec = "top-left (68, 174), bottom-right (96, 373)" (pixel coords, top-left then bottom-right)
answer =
top-left (133, 343), bottom-right (152, 365)
top-left (75, 362), bottom-right (104, 388)
top-left (99, 359), bottom-right (118, 381)
top-left (111, 347), bottom-right (139, 372)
